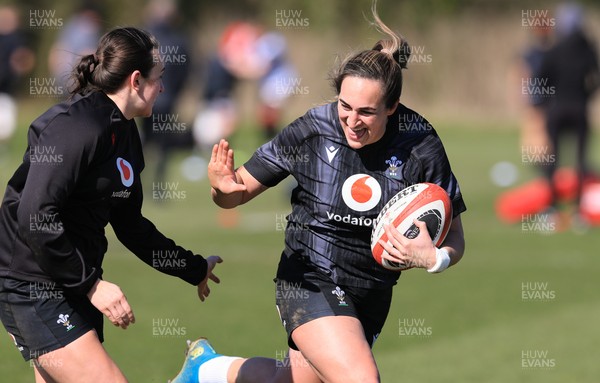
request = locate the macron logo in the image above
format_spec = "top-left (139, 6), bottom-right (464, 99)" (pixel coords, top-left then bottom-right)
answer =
top-left (326, 145), bottom-right (339, 163)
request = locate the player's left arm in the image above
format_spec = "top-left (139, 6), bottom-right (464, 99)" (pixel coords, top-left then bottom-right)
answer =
top-left (382, 131), bottom-right (466, 272)
top-left (110, 203), bottom-right (223, 302)
top-left (438, 214), bottom-right (465, 267)
top-left (109, 192), bottom-right (214, 289)
top-left (417, 132), bottom-right (466, 270)
top-left (411, 213), bottom-right (465, 270)
top-left (381, 214), bottom-right (464, 272)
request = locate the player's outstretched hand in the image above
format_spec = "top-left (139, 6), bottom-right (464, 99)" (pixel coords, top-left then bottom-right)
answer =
top-left (380, 219), bottom-right (437, 270)
top-left (87, 279), bottom-right (135, 329)
top-left (197, 255), bottom-right (223, 302)
top-left (208, 139), bottom-right (247, 195)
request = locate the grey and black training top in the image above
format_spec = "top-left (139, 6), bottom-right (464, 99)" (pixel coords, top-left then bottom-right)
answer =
top-left (245, 101), bottom-right (466, 289)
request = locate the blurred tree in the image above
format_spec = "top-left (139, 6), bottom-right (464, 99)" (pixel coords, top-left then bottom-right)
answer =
top-left (4, 0), bottom-right (598, 88)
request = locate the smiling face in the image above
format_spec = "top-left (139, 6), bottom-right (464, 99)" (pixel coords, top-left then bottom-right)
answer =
top-left (337, 76), bottom-right (397, 149)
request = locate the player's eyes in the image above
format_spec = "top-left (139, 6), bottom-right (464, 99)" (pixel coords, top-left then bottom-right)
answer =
top-left (340, 102), bottom-right (351, 110)
top-left (340, 101), bottom-right (375, 116)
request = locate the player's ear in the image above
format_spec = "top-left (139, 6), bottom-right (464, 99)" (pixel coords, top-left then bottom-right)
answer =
top-left (129, 70), bottom-right (142, 91)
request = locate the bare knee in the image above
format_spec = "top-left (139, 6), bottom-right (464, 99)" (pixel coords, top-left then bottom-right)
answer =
top-left (32, 331), bottom-right (128, 383)
top-left (343, 373), bottom-right (380, 383)
top-left (325, 365), bottom-right (380, 383)
top-left (292, 348), bottom-right (379, 383)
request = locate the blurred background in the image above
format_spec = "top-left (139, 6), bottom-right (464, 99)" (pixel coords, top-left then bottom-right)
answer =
top-left (1, 0), bottom-right (599, 382)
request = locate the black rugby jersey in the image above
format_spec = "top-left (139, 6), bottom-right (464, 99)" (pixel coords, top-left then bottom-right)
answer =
top-left (244, 102), bottom-right (466, 289)
top-left (0, 91), bottom-right (207, 296)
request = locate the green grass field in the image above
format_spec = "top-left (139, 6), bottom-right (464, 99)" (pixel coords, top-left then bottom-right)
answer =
top-left (1, 102), bottom-right (599, 382)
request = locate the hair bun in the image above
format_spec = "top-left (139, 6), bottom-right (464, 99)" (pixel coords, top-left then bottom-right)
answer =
top-left (398, 39), bottom-right (410, 69)
top-left (373, 38), bottom-right (410, 69)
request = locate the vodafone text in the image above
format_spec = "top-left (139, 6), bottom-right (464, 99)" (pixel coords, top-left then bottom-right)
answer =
top-left (326, 211), bottom-right (374, 227)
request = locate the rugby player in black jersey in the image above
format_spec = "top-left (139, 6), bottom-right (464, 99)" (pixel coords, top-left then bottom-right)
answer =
top-left (171, 3), bottom-right (466, 383)
top-left (0, 27), bottom-right (222, 382)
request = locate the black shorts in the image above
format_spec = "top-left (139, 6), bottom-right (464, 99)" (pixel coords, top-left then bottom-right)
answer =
top-left (274, 258), bottom-right (393, 351)
top-left (0, 277), bottom-right (103, 361)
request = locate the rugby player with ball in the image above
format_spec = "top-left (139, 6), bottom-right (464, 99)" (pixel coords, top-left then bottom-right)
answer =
top-left (171, 2), bottom-right (466, 382)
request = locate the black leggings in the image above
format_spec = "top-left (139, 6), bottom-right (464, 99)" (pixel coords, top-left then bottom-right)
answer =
top-left (544, 104), bottom-right (590, 208)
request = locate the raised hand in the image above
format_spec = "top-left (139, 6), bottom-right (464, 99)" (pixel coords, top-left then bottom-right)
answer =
top-left (208, 139), bottom-right (247, 195)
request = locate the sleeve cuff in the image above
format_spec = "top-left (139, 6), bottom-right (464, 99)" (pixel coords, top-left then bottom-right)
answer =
top-left (61, 267), bottom-right (100, 296)
top-left (178, 255), bottom-right (208, 286)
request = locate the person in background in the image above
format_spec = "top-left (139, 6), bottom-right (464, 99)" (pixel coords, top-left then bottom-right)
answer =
top-left (142, 0), bottom-right (193, 183)
top-left (0, 5), bottom-right (35, 147)
top-left (517, 22), bottom-right (553, 163)
top-left (48, 2), bottom-right (103, 92)
top-left (193, 22), bottom-right (297, 150)
top-left (537, 2), bottom-right (599, 225)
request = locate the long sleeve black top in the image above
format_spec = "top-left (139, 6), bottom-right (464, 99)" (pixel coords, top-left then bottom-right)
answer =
top-left (0, 91), bottom-right (207, 296)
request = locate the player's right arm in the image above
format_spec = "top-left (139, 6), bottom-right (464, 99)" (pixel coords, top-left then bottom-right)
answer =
top-left (208, 139), bottom-right (268, 208)
top-left (210, 108), bottom-right (312, 208)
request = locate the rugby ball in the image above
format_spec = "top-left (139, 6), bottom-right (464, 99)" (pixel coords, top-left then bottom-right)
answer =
top-left (371, 183), bottom-right (452, 271)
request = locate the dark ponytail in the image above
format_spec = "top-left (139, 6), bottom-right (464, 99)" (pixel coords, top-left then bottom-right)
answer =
top-left (331, 1), bottom-right (410, 109)
top-left (72, 53), bottom-right (100, 94)
top-left (69, 27), bottom-right (159, 96)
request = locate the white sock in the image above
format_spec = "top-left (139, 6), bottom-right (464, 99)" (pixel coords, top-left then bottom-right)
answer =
top-left (198, 356), bottom-right (241, 383)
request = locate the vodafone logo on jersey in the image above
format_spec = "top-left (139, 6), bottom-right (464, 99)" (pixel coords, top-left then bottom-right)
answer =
top-left (341, 174), bottom-right (382, 212)
top-left (116, 157), bottom-right (134, 187)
